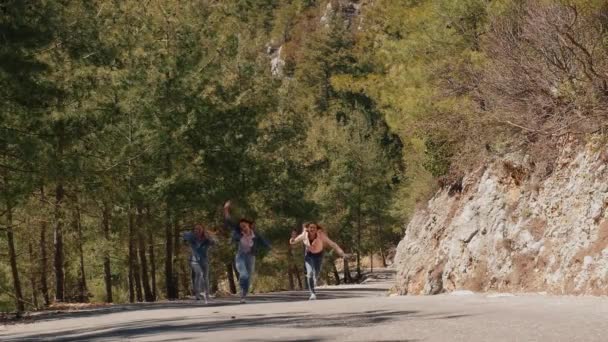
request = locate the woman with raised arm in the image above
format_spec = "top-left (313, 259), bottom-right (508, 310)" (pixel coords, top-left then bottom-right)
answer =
top-left (289, 222), bottom-right (349, 300)
top-left (182, 223), bottom-right (215, 304)
top-left (223, 200), bottom-right (271, 303)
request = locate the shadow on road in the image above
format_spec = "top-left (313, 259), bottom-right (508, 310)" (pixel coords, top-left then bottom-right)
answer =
top-left (13, 284), bottom-right (390, 325)
top-left (6, 308), bottom-right (465, 341)
top-left (2, 269), bottom-right (432, 341)
top-left (241, 338), bottom-right (420, 342)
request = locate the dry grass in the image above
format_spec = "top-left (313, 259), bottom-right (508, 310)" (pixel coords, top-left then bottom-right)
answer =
top-left (474, 1), bottom-right (608, 174)
top-left (502, 161), bottom-right (528, 186)
top-left (46, 302), bottom-right (112, 311)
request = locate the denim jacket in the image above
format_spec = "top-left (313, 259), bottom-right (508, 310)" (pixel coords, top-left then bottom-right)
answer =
top-left (224, 217), bottom-right (271, 256)
top-left (182, 231), bottom-right (215, 263)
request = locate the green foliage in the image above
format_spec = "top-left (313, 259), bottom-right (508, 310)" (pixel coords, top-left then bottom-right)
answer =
top-left (5, 0), bottom-right (556, 311)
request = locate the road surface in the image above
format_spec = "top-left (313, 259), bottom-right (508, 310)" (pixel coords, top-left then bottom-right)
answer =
top-left (1, 269), bottom-right (607, 341)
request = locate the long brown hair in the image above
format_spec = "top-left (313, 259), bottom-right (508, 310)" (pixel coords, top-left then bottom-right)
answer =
top-left (239, 218), bottom-right (254, 226)
top-left (194, 223), bottom-right (207, 239)
top-left (304, 222), bottom-right (324, 231)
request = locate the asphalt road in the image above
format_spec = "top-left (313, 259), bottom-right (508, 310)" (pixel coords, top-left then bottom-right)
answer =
top-left (2, 269), bottom-right (607, 341)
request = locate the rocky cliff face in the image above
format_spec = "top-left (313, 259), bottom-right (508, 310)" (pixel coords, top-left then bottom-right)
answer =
top-left (394, 140), bottom-right (608, 295)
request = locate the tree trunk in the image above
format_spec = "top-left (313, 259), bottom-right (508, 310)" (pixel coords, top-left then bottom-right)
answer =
top-left (137, 207), bottom-right (153, 302)
top-left (148, 234), bottom-right (157, 301)
top-left (370, 251), bottom-right (373, 273)
top-left (28, 242), bottom-right (39, 309)
top-left (54, 122), bottom-right (65, 303)
top-left (172, 218), bottom-right (181, 298)
top-left (73, 202), bottom-right (88, 302)
top-left (144, 206), bottom-right (157, 300)
top-left (356, 187), bottom-right (362, 279)
top-left (137, 240), bottom-right (151, 302)
top-left (54, 182), bottom-right (65, 302)
top-left (287, 247), bottom-right (303, 290)
top-left (211, 269), bottom-right (219, 294)
top-left (102, 202), bottom-right (113, 303)
top-left (39, 186), bottom-right (50, 306)
top-left (125, 108), bottom-right (142, 302)
top-left (226, 262), bottom-right (237, 294)
top-left (129, 206), bottom-right (143, 302)
top-left (295, 265), bottom-right (303, 289)
top-left (287, 244), bottom-right (295, 290)
top-left (343, 258), bottom-right (353, 284)
top-left (5, 200), bottom-right (24, 312)
top-left (380, 247), bottom-right (387, 267)
top-left (163, 151), bottom-right (177, 299)
top-left (181, 262), bottom-right (190, 297)
top-left (322, 269), bottom-right (330, 286)
top-left (134, 262), bottom-right (143, 301)
top-left (291, 221), bottom-right (303, 289)
top-left (164, 204), bottom-right (175, 299)
top-left (332, 262), bottom-right (341, 285)
top-left (287, 268), bottom-right (295, 291)
top-left (128, 252), bottom-right (135, 303)
top-left (128, 204), bottom-right (136, 302)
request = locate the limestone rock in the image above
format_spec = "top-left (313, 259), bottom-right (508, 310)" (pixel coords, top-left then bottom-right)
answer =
top-left (394, 141), bottom-right (608, 295)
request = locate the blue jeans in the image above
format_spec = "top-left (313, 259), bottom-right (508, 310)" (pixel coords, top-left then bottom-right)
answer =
top-left (235, 252), bottom-right (255, 297)
top-left (304, 252), bottom-right (323, 294)
top-left (190, 259), bottom-right (209, 299)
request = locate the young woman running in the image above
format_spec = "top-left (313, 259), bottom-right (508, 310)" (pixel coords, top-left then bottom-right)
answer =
top-left (289, 222), bottom-right (349, 300)
top-left (182, 223), bottom-right (215, 303)
top-left (223, 200), bottom-right (271, 303)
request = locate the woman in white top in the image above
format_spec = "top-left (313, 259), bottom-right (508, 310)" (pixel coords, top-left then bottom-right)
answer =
top-left (289, 222), bottom-right (349, 300)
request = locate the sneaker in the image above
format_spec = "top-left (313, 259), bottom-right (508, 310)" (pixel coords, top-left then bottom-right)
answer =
top-left (309, 293), bottom-right (317, 301)
top-left (203, 295), bottom-right (209, 304)
top-left (239, 297), bottom-right (246, 304)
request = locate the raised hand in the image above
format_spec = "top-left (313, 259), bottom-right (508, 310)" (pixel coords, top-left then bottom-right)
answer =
top-left (289, 229), bottom-right (299, 244)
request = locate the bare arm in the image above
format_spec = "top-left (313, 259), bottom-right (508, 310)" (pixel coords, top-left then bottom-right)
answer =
top-left (223, 200), bottom-right (232, 220)
top-left (289, 231), bottom-right (306, 245)
top-left (322, 233), bottom-right (345, 257)
top-left (223, 201), bottom-right (239, 234)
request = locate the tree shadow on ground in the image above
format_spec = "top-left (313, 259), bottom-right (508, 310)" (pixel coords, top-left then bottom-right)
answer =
top-left (240, 338), bottom-right (331, 342)
top-left (155, 338), bottom-right (332, 342)
top-left (12, 285), bottom-right (389, 325)
top-left (240, 338), bottom-right (419, 342)
top-left (4, 308), bottom-right (470, 341)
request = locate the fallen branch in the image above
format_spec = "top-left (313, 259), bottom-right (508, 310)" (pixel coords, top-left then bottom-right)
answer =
top-left (500, 120), bottom-right (547, 134)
